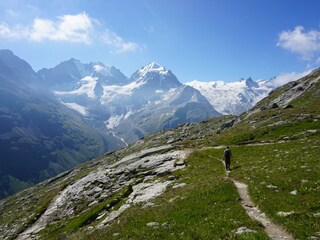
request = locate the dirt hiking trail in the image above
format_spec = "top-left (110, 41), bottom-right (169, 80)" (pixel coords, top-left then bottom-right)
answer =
top-left (214, 152), bottom-right (293, 240)
top-left (233, 180), bottom-right (293, 239)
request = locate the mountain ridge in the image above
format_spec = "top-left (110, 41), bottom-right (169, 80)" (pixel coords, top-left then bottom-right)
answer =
top-left (0, 49), bottom-right (311, 200)
top-left (0, 66), bottom-right (319, 239)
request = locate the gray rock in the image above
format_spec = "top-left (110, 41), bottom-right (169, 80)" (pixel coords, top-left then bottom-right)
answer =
top-left (220, 119), bottom-right (235, 131)
top-left (235, 226), bottom-right (256, 234)
top-left (172, 183), bottom-right (187, 189)
top-left (271, 103), bottom-right (279, 109)
top-left (162, 222), bottom-right (169, 228)
top-left (307, 129), bottom-right (317, 133)
top-left (276, 211), bottom-right (294, 217)
top-left (313, 212), bottom-right (320, 218)
top-left (283, 104), bottom-right (293, 109)
top-left (167, 176), bottom-right (176, 181)
top-left (146, 222), bottom-right (159, 228)
top-left (266, 184), bottom-right (278, 190)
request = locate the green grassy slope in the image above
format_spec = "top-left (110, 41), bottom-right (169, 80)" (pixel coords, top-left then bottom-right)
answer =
top-left (0, 68), bottom-right (319, 239)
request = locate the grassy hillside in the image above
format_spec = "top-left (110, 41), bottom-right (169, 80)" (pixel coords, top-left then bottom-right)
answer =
top-left (0, 68), bottom-right (319, 239)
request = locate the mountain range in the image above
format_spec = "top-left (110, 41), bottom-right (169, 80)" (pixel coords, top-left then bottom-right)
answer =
top-left (0, 49), bottom-right (304, 199)
top-left (42, 60), bottom-right (221, 144)
top-left (0, 65), bottom-right (318, 239)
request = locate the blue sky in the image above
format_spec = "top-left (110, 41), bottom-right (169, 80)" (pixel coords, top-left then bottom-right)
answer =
top-left (1, 0), bottom-right (320, 82)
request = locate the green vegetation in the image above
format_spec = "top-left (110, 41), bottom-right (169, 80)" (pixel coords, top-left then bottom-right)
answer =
top-left (80, 151), bottom-right (269, 240)
top-left (39, 185), bottom-right (133, 239)
top-left (206, 136), bottom-right (320, 239)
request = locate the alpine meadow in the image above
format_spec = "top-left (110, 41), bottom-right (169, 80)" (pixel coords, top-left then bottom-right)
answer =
top-left (0, 1), bottom-right (320, 240)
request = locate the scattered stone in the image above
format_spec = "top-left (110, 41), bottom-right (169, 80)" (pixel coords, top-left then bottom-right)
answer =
top-left (174, 160), bottom-right (185, 166)
top-left (276, 211), bottom-right (294, 217)
top-left (167, 175), bottom-right (176, 181)
top-left (283, 136), bottom-right (290, 141)
top-left (306, 129), bottom-right (317, 134)
top-left (313, 212), bottom-right (320, 218)
top-left (283, 104), bottom-right (293, 109)
top-left (169, 196), bottom-right (179, 203)
top-left (266, 184), bottom-right (278, 190)
top-left (88, 200), bottom-right (98, 207)
top-left (146, 222), bottom-right (159, 228)
top-left (220, 119), bottom-right (235, 131)
top-left (96, 212), bottom-right (107, 220)
top-left (142, 202), bottom-right (155, 208)
top-left (166, 138), bottom-right (176, 144)
top-left (235, 226), bottom-right (257, 234)
top-left (162, 222), bottom-right (169, 228)
top-left (290, 190), bottom-right (297, 195)
top-left (298, 114), bottom-right (311, 120)
top-left (172, 183), bottom-right (187, 189)
top-left (271, 103), bottom-right (279, 109)
top-left (113, 233), bottom-right (120, 237)
top-left (296, 86), bottom-right (304, 91)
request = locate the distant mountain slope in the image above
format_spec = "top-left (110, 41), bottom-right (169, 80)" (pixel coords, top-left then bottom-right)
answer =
top-left (186, 78), bottom-right (272, 115)
top-left (43, 61), bottom-right (221, 143)
top-left (186, 72), bottom-right (310, 115)
top-left (0, 50), bottom-right (115, 199)
top-left (216, 67), bottom-right (320, 145)
top-left (37, 58), bottom-right (129, 90)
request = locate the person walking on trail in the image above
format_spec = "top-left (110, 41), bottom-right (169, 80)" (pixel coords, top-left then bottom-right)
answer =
top-left (224, 146), bottom-right (232, 171)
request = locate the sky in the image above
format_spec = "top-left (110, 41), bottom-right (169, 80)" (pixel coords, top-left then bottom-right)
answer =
top-left (1, 0), bottom-right (320, 83)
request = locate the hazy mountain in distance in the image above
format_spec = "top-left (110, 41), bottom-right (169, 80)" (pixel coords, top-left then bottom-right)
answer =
top-left (0, 50), bottom-right (120, 199)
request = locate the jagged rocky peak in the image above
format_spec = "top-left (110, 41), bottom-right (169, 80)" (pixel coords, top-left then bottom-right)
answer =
top-left (38, 59), bottom-right (129, 89)
top-left (240, 77), bottom-right (259, 88)
top-left (142, 61), bottom-right (167, 73)
top-left (131, 62), bottom-right (182, 89)
top-left (133, 62), bottom-right (169, 79)
top-left (91, 63), bottom-right (129, 85)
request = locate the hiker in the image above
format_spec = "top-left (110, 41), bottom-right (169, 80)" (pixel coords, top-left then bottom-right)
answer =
top-left (224, 146), bottom-right (232, 171)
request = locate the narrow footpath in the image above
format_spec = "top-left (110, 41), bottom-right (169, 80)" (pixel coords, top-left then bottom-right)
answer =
top-left (218, 157), bottom-right (293, 240)
top-left (233, 180), bottom-right (293, 240)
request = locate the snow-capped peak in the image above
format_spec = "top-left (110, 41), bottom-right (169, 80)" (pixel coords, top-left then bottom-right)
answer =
top-left (138, 62), bottom-right (169, 77)
top-left (92, 63), bottom-right (113, 76)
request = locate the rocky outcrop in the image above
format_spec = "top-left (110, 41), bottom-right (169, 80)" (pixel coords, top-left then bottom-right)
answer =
top-left (17, 145), bottom-right (191, 239)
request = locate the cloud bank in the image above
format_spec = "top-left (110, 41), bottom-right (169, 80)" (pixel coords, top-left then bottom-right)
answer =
top-left (266, 69), bottom-right (312, 88)
top-left (0, 12), bottom-right (141, 53)
top-left (277, 25), bottom-right (320, 62)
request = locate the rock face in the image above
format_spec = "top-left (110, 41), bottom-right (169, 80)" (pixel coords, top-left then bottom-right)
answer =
top-left (245, 68), bottom-right (320, 119)
top-left (16, 145), bottom-right (191, 240)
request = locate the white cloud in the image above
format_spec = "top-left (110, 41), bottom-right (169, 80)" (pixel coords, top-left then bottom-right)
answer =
top-left (101, 29), bottom-right (142, 53)
top-left (0, 12), bottom-right (143, 53)
top-left (0, 22), bottom-right (26, 39)
top-left (0, 12), bottom-right (93, 44)
top-left (30, 12), bottom-right (94, 43)
top-left (277, 26), bottom-right (320, 61)
top-left (266, 69), bottom-right (312, 88)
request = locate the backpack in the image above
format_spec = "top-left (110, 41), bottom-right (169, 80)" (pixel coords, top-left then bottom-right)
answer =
top-left (224, 149), bottom-right (231, 159)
